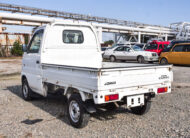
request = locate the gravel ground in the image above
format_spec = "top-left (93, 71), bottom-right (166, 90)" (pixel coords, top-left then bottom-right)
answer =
top-left (0, 59), bottom-right (190, 138)
top-left (0, 57), bottom-right (21, 76)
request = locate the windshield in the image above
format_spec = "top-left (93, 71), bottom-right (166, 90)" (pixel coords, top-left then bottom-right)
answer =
top-left (165, 43), bottom-right (173, 49)
top-left (108, 44), bottom-right (131, 50)
top-left (132, 45), bottom-right (144, 51)
top-left (145, 44), bottom-right (158, 50)
top-left (107, 44), bottom-right (121, 49)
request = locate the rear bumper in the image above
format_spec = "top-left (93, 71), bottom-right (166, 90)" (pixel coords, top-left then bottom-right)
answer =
top-left (93, 82), bottom-right (171, 104)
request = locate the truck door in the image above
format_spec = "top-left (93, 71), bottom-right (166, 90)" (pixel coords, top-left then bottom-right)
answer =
top-left (22, 29), bottom-right (44, 95)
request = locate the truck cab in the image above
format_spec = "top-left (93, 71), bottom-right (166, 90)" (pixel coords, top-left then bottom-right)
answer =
top-left (145, 40), bottom-right (170, 55)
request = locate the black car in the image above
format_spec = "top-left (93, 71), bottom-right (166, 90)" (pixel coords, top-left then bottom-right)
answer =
top-left (134, 43), bottom-right (145, 49)
top-left (101, 47), bottom-right (107, 51)
top-left (163, 40), bottom-right (190, 52)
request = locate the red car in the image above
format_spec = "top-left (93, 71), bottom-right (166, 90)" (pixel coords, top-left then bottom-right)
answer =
top-left (145, 40), bottom-right (170, 55)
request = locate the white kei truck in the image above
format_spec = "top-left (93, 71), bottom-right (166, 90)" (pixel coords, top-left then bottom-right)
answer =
top-left (21, 20), bottom-right (173, 128)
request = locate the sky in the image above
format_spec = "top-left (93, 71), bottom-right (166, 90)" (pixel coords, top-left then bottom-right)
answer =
top-left (1, 0), bottom-right (190, 41)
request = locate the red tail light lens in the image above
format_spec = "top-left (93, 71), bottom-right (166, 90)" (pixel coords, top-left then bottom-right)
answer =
top-left (105, 94), bottom-right (119, 102)
top-left (157, 87), bottom-right (168, 93)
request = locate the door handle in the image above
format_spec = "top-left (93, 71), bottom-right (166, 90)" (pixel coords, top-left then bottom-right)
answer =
top-left (36, 60), bottom-right (40, 64)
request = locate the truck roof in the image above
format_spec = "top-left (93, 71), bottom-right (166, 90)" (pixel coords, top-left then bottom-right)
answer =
top-left (150, 40), bottom-right (170, 44)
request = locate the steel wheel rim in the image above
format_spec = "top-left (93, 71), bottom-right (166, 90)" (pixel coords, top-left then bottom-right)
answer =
top-left (69, 100), bottom-right (80, 123)
top-left (23, 83), bottom-right (28, 98)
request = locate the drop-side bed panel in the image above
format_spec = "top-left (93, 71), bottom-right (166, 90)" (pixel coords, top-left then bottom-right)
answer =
top-left (41, 63), bottom-right (172, 94)
top-left (41, 64), bottom-right (99, 93)
top-left (98, 64), bottom-right (173, 91)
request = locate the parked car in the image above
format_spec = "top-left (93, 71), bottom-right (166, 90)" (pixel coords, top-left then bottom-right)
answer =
top-left (160, 43), bottom-right (190, 65)
top-left (144, 40), bottom-right (170, 55)
top-left (101, 47), bottom-right (107, 51)
top-left (21, 21), bottom-right (173, 128)
top-left (162, 39), bottom-right (190, 52)
top-left (103, 45), bottom-right (159, 63)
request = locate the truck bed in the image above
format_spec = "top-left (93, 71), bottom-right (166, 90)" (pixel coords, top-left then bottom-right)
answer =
top-left (42, 62), bottom-right (172, 93)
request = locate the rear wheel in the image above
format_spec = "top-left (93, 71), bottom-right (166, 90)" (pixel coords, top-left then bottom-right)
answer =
top-left (110, 56), bottom-right (116, 62)
top-left (160, 58), bottom-right (168, 65)
top-left (67, 94), bottom-right (90, 128)
top-left (137, 56), bottom-right (145, 63)
top-left (130, 99), bottom-right (151, 115)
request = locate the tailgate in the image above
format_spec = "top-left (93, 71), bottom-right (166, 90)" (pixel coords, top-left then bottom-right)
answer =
top-left (98, 65), bottom-right (173, 91)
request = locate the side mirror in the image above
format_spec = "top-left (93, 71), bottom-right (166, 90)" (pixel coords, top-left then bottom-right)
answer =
top-left (22, 44), bottom-right (27, 52)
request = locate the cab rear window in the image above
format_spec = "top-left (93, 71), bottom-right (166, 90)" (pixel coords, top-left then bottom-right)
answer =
top-left (63, 30), bottom-right (84, 44)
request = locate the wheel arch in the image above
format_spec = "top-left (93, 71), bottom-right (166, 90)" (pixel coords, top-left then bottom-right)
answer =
top-left (21, 75), bottom-right (27, 83)
top-left (110, 55), bottom-right (116, 58)
top-left (160, 57), bottom-right (169, 63)
top-left (64, 87), bottom-right (89, 102)
top-left (137, 55), bottom-right (143, 60)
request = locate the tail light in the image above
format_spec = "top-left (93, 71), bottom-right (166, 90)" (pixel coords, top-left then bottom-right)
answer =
top-left (105, 94), bottom-right (119, 102)
top-left (157, 87), bottom-right (168, 93)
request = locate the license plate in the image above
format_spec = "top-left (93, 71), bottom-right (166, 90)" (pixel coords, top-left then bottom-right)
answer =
top-left (127, 95), bottom-right (144, 107)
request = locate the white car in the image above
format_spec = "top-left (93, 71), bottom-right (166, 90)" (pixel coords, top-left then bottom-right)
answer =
top-left (103, 45), bottom-right (159, 63)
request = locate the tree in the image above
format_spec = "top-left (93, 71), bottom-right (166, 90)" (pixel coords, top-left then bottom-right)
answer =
top-left (104, 40), bottom-right (114, 45)
top-left (11, 41), bottom-right (23, 56)
top-left (24, 34), bottom-right (29, 45)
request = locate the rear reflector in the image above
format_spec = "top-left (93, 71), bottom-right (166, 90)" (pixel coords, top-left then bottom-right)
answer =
top-left (105, 94), bottom-right (119, 102)
top-left (157, 87), bottom-right (168, 93)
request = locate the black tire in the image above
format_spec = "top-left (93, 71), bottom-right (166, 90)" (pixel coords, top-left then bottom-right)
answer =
top-left (148, 61), bottom-right (154, 64)
top-left (67, 94), bottom-right (90, 128)
top-left (160, 58), bottom-right (168, 65)
top-left (130, 99), bottom-right (151, 115)
top-left (104, 103), bottom-right (117, 111)
top-left (22, 78), bottom-right (34, 101)
top-left (121, 60), bottom-right (126, 62)
top-left (110, 56), bottom-right (116, 62)
top-left (137, 56), bottom-right (145, 63)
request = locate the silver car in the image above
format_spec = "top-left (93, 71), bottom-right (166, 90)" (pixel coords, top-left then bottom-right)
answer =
top-left (103, 45), bottom-right (159, 63)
